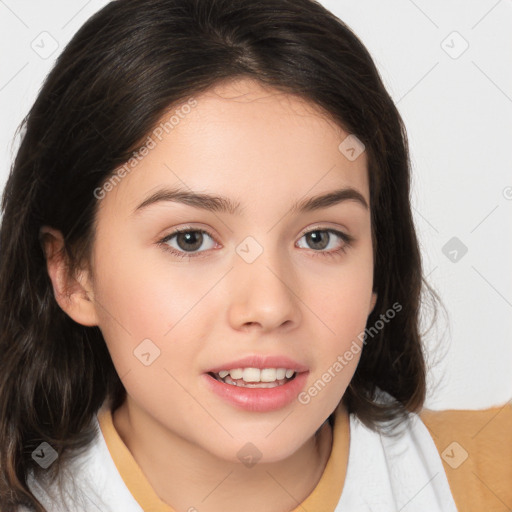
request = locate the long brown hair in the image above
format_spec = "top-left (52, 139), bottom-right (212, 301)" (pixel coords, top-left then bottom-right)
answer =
top-left (0, 0), bottom-right (434, 509)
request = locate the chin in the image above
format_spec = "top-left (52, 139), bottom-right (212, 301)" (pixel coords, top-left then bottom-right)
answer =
top-left (205, 430), bottom-right (310, 466)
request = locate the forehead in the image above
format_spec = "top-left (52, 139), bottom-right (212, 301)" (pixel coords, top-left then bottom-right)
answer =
top-left (99, 77), bottom-right (369, 218)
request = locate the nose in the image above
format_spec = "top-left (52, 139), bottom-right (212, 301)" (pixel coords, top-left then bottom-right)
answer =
top-left (226, 248), bottom-right (302, 334)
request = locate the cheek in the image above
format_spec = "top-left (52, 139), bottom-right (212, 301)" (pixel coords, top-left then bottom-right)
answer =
top-left (297, 270), bottom-right (372, 414)
top-left (90, 246), bottom-right (211, 419)
top-left (90, 235), bottom-right (210, 371)
top-left (314, 257), bottom-right (373, 334)
top-left (310, 291), bottom-right (368, 380)
top-left (95, 221), bottom-right (206, 317)
top-left (303, 251), bottom-right (373, 388)
top-left (323, 281), bottom-right (372, 343)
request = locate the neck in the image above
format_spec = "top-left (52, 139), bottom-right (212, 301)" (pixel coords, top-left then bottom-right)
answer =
top-left (112, 398), bottom-right (338, 512)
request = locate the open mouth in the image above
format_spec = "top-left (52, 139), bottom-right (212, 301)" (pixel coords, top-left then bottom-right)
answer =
top-left (207, 370), bottom-right (297, 389)
top-left (203, 367), bottom-right (309, 412)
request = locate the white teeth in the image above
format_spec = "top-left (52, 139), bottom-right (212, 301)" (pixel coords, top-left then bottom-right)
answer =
top-left (260, 368), bottom-right (277, 382)
top-left (243, 368), bottom-right (261, 382)
top-left (230, 368), bottom-right (243, 380)
top-left (213, 367), bottom-right (296, 383)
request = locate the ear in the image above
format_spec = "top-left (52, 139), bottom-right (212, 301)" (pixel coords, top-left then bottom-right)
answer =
top-left (369, 291), bottom-right (377, 315)
top-left (39, 226), bottom-right (99, 326)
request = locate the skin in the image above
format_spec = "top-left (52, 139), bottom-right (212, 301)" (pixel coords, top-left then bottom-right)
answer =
top-left (42, 77), bottom-right (377, 511)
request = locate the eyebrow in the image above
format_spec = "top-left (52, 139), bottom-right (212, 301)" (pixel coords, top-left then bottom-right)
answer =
top-left (133, 186), bottom-right (369, 216)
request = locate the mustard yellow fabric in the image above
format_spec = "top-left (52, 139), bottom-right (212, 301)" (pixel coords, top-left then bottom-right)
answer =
top-left (97, 400), bottom-right (512, 511)
top-left (420, 401), bottom-right (512, 512)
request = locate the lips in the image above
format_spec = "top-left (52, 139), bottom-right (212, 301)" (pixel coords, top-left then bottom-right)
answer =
top-left (203, 370), bottom-right (309, 412)
top-left (202, 354), bottom-right (310, 412)
top-left (205, 354), bottom-right (309, 374)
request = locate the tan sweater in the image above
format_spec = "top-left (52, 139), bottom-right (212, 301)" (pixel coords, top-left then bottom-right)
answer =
top-left (421, 402), bottom-right (512, 512)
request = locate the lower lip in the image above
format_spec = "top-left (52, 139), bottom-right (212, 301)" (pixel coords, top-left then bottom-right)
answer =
top-left (203, 371), bottom-right (309, 412)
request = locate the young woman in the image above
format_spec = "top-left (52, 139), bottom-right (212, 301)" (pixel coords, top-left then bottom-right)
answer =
top-left (0, 0), bottom-right (510, 511)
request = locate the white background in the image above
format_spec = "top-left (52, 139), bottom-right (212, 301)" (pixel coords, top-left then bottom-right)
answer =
top-left (1, 0), bottom-right (511, 410)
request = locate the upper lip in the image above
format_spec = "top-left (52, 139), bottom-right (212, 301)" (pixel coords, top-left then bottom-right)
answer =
top-left (206, 355), bottom-right (309, 374)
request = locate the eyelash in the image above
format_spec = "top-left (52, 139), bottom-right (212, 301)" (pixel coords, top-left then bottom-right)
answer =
top-left (157, 226), bottom-right (354, 260)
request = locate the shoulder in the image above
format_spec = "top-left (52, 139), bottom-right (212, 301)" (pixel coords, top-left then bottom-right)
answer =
top-left (419, 400), bottom-right (512, 512)
top-left (24, 412), bottom-right (142, 511)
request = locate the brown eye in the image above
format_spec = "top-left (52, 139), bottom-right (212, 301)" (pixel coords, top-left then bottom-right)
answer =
top-left (296, 228), bottom-right (352, 255)
top-left (160, 228), bottom-right (217, 258)
top-left (175, 231), bottom-right (204, 252)
top-left (304, 230), bottom-right (330, 250)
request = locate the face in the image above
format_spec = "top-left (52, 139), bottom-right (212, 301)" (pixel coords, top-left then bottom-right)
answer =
top-left (87, 77), bottom-right (376, 463)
